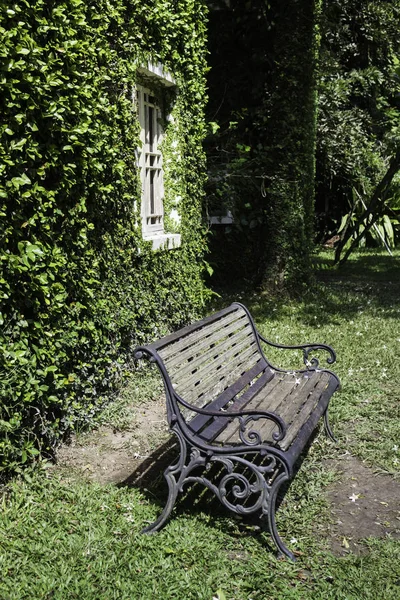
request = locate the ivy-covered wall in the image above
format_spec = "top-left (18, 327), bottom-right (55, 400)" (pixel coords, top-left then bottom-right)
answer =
top-left (258, 0), bottom-right (322, 288)
top-left (205, 0), bottom-right (321, 290)
top-left (0, 0), bottom-right (209, 476)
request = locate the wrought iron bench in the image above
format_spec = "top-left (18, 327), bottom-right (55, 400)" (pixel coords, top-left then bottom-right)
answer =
top-left (134, 303), bottom-right (340, 560)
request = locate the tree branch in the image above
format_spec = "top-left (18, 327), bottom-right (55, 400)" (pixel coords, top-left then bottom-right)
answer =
top-left (334, 149), bottom-right (400, 265)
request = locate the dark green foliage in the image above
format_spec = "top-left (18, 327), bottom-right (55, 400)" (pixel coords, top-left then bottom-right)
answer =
top-left (316, 0), bottom-right (400, 241)
top-left (205, 0), bottom-right (321, 291)
top-left (0, 0), bottom-right (209, 476)
top-left (257, 0), bottom-right (321, 289)
top-left (334, 150), bottom-right (400, 265)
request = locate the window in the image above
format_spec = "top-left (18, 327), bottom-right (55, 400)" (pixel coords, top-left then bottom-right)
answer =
top-left (135, 64), bottom-right (181, 250)
top-left (137, 86), bottom-right (164, 235)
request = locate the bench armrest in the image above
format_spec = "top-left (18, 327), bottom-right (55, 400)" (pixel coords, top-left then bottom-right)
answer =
top-left (175, 393), bottom-right (287, 444)
top-left (258, 333), bottom-right (337, 369)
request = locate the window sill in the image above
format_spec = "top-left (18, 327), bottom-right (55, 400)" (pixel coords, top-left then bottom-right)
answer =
top-left (209, 211), bottom-right (234, 225)
top-left (143, 233), bottom-right (181, 251)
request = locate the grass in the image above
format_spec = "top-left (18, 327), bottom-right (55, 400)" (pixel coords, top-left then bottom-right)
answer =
top-left (1, 248), bottom-right (400, 599)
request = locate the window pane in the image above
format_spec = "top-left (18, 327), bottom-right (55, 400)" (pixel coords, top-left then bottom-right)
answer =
top-left (150, 169), bottom-right (155, 215)
top-left (148, 106), bottom-right (154, 152)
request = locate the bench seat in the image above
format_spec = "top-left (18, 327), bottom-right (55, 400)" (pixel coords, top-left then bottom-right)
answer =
top-left (212, 369), bottom-right (335, 450)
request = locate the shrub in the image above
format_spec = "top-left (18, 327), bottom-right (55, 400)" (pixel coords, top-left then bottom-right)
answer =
top-left (0, 0), bottom-right (209, 477)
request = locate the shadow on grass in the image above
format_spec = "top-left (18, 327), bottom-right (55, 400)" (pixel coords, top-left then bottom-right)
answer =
top-left (314, 249), bottom-right (400, 282)
top-left (208, 250), bottom-right (400, 330)
top-left (118, 430), bottom-right (321, 556)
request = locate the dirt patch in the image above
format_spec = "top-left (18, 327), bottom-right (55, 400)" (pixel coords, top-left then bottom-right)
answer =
top-left (54, 394), bottom-right (171, 485)
top-left (54, 403), bottom-right (400, 555)
top-left (323, 453), bottom-right (400, 555)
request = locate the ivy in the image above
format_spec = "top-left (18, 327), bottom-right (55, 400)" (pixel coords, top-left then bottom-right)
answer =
top-left (0, 0), bottom-right (209, 477)
top-left (205, 0), bottom-right (321, 291)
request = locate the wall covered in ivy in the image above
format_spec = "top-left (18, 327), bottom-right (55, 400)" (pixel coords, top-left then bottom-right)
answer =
top-left (205, 0), bottom-right (321, 290)
top-left (0, 0), bottom-right (209, 475)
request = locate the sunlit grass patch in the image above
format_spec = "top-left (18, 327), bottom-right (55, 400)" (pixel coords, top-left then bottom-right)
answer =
top-left (1, 249), bottom-right (399, 599)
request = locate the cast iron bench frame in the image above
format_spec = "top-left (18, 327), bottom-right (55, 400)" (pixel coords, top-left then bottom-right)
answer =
top-left (134, 302), bottom-right (340, 560)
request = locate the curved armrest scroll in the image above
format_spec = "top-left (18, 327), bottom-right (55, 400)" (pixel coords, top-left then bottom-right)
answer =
top-left (258, 334), bottom-right (337, 368)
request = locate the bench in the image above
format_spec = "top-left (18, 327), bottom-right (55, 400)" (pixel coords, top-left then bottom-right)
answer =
top-left (134, 302), bottom-right (340, 560)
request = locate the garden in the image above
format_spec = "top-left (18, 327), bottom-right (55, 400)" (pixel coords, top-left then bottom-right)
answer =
top-left (1, 249), bottom-right (399, 599)
top-left (1, 1), bottom-right (400, 597)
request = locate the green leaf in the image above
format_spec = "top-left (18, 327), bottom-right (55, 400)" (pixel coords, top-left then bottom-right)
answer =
top-left (337, 214), bottom-right (349, 234)
top-left (11, 173), bottom-right (31, 188)
top-left (11, 137), bottom-right (27, 150)
top-left (209, 121), bottom-right (220, 134)
top-left (382, 214), bottom-right (394, 247)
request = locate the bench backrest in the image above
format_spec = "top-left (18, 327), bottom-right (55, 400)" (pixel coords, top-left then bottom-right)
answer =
top-left (150, 304), bottom-right (266, 411)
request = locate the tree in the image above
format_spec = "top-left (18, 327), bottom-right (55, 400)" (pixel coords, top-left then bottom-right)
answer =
top-left (316, 0), bottom-right (400, 260)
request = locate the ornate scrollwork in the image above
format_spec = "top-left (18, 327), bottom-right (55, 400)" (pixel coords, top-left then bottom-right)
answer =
top-left (302, 344), bottom-right (336, 367)
top-left (183, 453), bottom-right (281, 516)
top-left (239, 419), bottom-right (262, 446)
top-left (303, 353), bottom-right (320, 369)
top-left (219, 470), bottom-right (262, 513)
top-left (257, 332), bottom-right (337, 368)
top-left (238, 414), bottom-right (283, 447)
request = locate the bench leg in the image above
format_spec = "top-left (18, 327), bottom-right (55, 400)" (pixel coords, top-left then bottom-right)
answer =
top-left (265, 471), bottom-right (295, 561)
top-left (141, 464), bottom-right (180, 534)
top-left (323, 407), bottom-right (338, 443)
top-left (141, 432), bottom-right (187, 534)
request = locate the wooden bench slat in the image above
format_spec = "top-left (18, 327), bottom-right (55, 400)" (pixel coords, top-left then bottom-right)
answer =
top-left (149, 305), bottom-right (239, 352)
top-left (279, 372), bottom-right (331, 450)
top-left (175, 342), bottom-right (260, 406)
top-left (182, 349), bottom-right (261, 410)
top-left (217, 372), bottom-right (298, 443)
top-left (187, 360), bottom-right (268, 434)
top-left (171, 332), bottom-right (255, 391)
top-left (216, 371), bottom-right (332, 451)
top-left (158, 308), bottom-right (247, 361)
top-left (166, 324), bottom-right (253, 381)
top-left (285, 376), bottom-right (339, 462)
top-left (255, 371), bottom-right (330, 449)
top-left (257, 373), bottom-right (318, 428)
top-left (196, 366), bottom-right (276, 442)
top-left (161, 315), bottom-right (250, 371)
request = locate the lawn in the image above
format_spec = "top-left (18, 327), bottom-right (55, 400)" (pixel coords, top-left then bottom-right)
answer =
top-left (1, 249), bottom-right (399, 599)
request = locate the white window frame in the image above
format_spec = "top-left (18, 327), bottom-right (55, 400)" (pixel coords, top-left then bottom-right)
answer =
top-left (137, 86), bottom-right (164, 235)
top-left (135, 64), bottom-right (181, 251)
